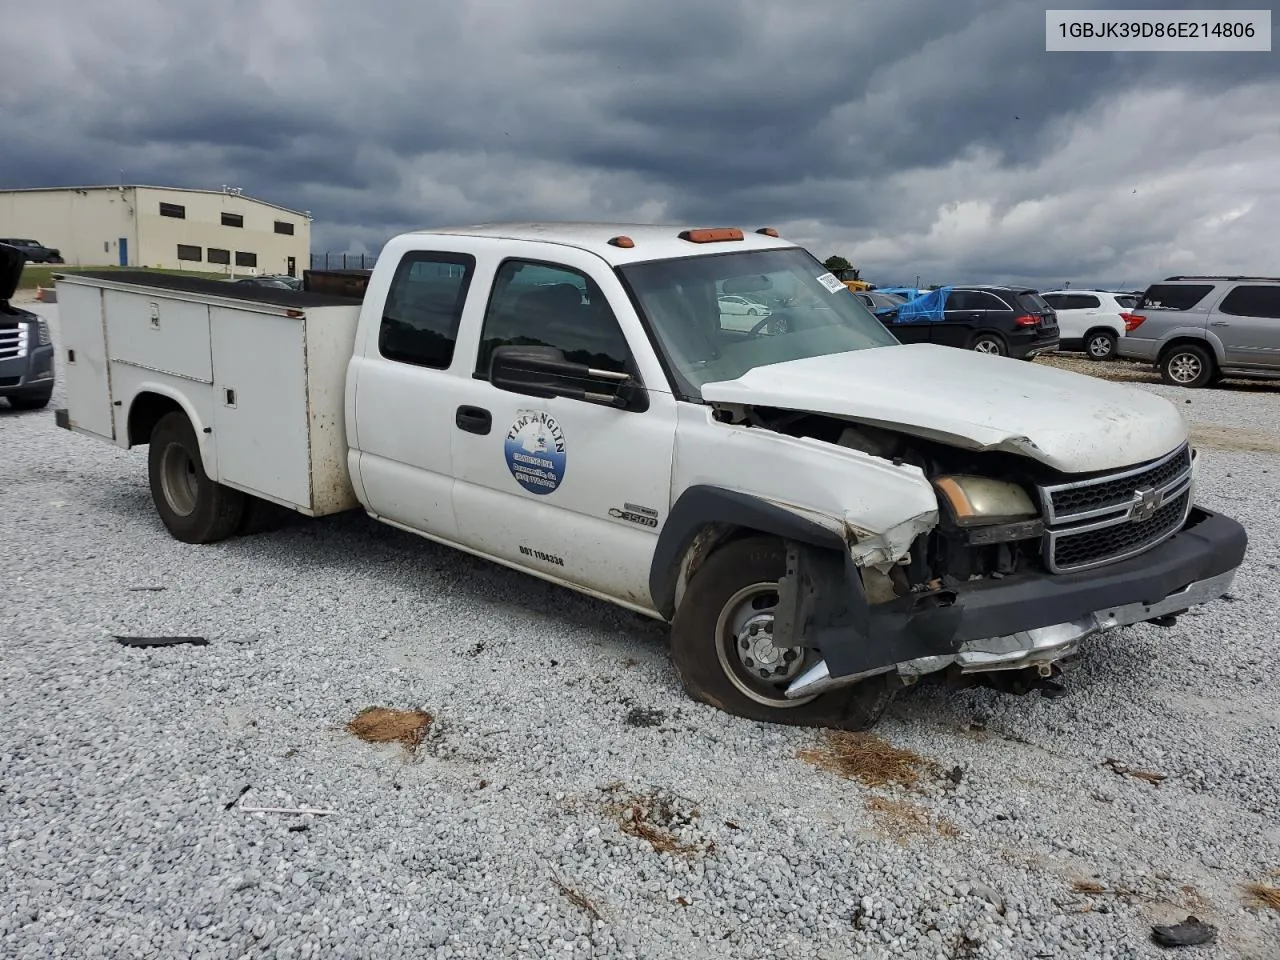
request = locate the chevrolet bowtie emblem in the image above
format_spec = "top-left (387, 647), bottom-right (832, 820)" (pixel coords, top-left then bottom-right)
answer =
top-left (1131, 486), bottom-right (1163, 522)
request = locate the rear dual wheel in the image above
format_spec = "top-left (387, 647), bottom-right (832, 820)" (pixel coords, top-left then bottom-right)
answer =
top-left (148, 411), bottom-right (245, 543)
top-left (669, 537), bottom-right (899, 730)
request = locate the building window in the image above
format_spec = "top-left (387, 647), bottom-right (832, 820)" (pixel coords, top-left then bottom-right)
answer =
top-left (221, 212), bottom-right (244, 228)
top-left (274, 220), bottom-right (295, 236)
top-left (159, 202), bottom-right (186, 219)
top-left (177, 244), bottom-right (202, 262)
top-left (207, 248), bottom-right (231, 265)
top-left (235, 251), bottom-right (257, 268)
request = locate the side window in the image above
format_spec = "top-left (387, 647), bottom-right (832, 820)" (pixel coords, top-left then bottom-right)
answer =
top-left (1042, 294), bottom-right (1067, 309)
top-left (476, 260), bottom-right (633, 378)
top-left (1077, 294), bottom-right (1101, 309)
top-left (378, 252), bottom-right (475, 370)
top-left (1140, 284), bottom-right (1214, 310)
top-left (945, 291), bottom-right (973, 310)
top-left (1217, 285), bottom-right (1280, 319)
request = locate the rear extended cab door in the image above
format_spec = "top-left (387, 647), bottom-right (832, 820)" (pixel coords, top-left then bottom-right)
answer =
top-left (1211, 284), bottom-right (1280, 367)
top-left (448, 242), bottom-right (678, 612)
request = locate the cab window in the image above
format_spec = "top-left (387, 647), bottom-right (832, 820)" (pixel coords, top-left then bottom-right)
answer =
top-left (378, 252), bottom-right (475, 369)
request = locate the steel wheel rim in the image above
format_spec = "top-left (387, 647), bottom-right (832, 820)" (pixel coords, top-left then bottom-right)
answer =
top-left (715, 582), bottom-right (818, 708)
top-left (974, 339), bottom-right (1001, 355)
top-left (1168, 352), bottom-right (1202, 384)
top-left (1088, 335), bottom-right (1113, 358)
top-left (160, 442), bottom-right (199, 516)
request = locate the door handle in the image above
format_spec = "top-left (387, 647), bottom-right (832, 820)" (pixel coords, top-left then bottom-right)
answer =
top-left (455, 405), bottom-right (492, 435)
top-left (1210, 321), bottom-right (1230, 327)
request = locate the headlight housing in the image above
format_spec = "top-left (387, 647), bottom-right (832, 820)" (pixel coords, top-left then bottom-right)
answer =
top-left (36, 319), bottom-right (51, 346)
top-left (934, 475), bottom-right (1039, 527)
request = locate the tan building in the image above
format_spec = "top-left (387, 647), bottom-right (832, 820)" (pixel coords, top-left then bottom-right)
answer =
top-left (0, 185), bottom-right (312, 277)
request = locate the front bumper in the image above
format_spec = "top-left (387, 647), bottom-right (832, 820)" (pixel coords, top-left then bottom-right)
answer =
top-left (786, 506), bottom-right (1247, 698)
top-left (0, 343), bottom-right (55, 396)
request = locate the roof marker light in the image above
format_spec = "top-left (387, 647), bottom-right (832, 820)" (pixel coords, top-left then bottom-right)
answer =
top-left (608, 235), bottom-right (635, 248)
top-left (678, 228), bottom-right (744, 243)
top-left (755, 227), bottom-right (779, 237)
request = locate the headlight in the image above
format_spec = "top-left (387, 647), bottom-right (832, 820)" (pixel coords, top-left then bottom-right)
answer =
top-left (36, 319), bottom-right (51, 346)
top-left (934, 475), bottom-right (1038, 526)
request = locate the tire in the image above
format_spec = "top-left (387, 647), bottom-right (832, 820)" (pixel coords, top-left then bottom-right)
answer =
top-left (668, 536), bottom-right (899, 730)
top-left (970, 334), bottom-right (1007, 356)
top-left (147, 411), bottom-right (245, 543)
top-left (7, 388), bottom-right (52, 411)
top-left (1159, 344), bottom-right (1214, 388)
top-left (1084, 329), bottom-right (1118, 361)
top-left (747, 308), bottom-right (759, 317)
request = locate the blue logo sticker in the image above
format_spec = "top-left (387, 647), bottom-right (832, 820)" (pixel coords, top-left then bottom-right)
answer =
top-left (504, 410), bottom-right (566, 495)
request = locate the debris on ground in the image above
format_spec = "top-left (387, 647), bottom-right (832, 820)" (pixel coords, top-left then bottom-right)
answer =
top-left (126, 586), bottom-right (167, 592)
top-left (599, 784), bottom-right (713, 855)
top-left (798, 730), bottom-right (938, 789)
top-left (865, 795), bottom-right (960, 843)
top-left (346, 706), bottom-right (434, 752)
top-left (112, 634), bottom-right (208, 648)
top-left (1102, 757), bottom-right (1167, 785)
top-left (1244, 883), bottom-right (1280, 911)
top-left (1150, 915), bottom-right (1217, 948)
top-left (550, 867), bottom-right (604, 921)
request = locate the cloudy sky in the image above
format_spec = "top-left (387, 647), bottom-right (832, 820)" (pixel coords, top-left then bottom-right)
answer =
top-left (3, 0), bottom-right (1277, 288)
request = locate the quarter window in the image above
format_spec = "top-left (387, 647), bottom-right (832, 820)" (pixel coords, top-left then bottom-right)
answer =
top-left (476, 260), bottom-right (633, 379)
top-left (378, 252), bottom-right (476, 369)
top-left (1218, 285), bottom-right (1280, 319)
top-left (1140, 284), bottom-right (1214, 311)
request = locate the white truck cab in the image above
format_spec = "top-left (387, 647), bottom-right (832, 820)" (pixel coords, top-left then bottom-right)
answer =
top-left (54, 223), bottom-right (1248, 729)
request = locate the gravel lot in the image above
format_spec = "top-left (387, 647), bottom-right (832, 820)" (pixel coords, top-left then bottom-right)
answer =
top-left (4, 308), bottom-right (1279, 959)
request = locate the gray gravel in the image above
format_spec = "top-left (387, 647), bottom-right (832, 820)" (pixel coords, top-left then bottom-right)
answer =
top-left (3, 303), bottom-right (1279, 959)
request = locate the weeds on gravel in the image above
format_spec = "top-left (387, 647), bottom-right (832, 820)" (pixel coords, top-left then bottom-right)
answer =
top-left (798, 730), bottom-right (936, 789)
top-left (347, 706), bottom-right (434, 752)
top-left (1244, 883), bottom-right (1280, 911)
top-left (550, 867), bottom-right (604, 921)
top-left (599, 784), bottom-right (713, 856)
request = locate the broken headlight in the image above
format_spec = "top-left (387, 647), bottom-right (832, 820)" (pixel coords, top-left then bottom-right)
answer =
top-left (933, 475), bottom-right (1044, 546)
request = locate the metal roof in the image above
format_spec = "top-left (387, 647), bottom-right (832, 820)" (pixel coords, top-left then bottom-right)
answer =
top-left (0, 184), bottom-right (310, 219)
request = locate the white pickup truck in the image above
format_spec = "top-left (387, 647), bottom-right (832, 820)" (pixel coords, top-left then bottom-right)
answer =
top-left (53, 222), bottom-right (1248, 729)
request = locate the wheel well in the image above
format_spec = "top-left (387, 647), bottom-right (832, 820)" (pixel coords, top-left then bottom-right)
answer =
top-left (1158, 338), bottom-right (1215, 367)
top-left (127, 392), bottom-right (184, 446)
top-left (968, 330), bottom-right (1006, 347)
top-left (1083, 326), bottom-right (1117, 340)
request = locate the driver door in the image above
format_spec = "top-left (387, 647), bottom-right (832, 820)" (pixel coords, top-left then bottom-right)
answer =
top-left (449, 247), bottom-right (678, 609)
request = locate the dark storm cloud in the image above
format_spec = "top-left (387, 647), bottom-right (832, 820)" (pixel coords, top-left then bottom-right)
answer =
top-left (2, 0), bottom-right (1276, 285)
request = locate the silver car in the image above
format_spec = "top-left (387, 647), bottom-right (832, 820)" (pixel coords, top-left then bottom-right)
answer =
top-left (1117, 275), bottom-right (1280, 387)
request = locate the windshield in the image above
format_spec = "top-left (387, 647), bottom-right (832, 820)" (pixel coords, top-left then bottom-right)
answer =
top-left (618, 248), bottom-right (899, 397)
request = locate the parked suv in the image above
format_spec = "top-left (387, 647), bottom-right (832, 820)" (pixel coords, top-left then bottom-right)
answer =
top-left (1041, 290), bottom-right (1139, 360)
top-left (0, 238), bottom-right (63, 264)
top-left (1118, 276), bottom-right (1280, 387)
top-left (0, 243), bottom-right (56, 409)
top-left (881, 285), bottom-right (1059, 359)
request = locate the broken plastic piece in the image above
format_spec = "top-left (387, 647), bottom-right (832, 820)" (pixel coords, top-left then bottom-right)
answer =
top-left (1150, 915), bottom-right (1216, 948)
top-left (112, 635), bottom-right (208, 648)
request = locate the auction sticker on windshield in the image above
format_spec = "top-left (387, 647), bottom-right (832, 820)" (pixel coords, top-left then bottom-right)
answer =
top-left (505, 410), bottom-right (567, 494)
top-left (817, 273), bottom-right (846, 293)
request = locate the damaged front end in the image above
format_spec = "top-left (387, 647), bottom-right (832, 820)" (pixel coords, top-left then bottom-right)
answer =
top-left (713, 404), bottom-right (1248, 700)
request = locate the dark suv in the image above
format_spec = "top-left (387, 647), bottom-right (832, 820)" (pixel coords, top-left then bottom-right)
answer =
top-left (0, 238), bottom-right (63, 264)
top-left (0, 243), bottom-right (56, 409)
top-left (880, 285), bottom-right (1059, 359)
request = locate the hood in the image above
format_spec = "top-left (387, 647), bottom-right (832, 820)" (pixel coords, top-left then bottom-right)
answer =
top-left (0, 243), bottom-right (24, 301)
top-left (699, 343), bottom-right (1187, 474)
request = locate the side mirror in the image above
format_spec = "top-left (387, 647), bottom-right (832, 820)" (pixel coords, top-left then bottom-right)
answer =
top-left (489, 345), bottom-right (649, 412)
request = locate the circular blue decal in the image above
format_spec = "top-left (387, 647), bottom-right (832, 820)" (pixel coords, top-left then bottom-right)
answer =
top-left (504, 410), bottom-right (566, 495)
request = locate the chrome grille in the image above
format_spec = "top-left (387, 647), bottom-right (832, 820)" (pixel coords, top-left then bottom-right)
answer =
top-left (1039, 443), bottom-right (1194, 573)
top-left (0, 322), bottom-right (27, 360)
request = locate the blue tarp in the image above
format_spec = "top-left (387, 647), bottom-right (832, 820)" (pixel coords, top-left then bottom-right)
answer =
top-left (875, 286), bottom-right (925, 300)
top-left (895, 286), bottom-right (952, 323)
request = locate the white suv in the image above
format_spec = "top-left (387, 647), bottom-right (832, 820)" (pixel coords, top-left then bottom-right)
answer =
top-left (1041, 290), bottom-right (1140, 360)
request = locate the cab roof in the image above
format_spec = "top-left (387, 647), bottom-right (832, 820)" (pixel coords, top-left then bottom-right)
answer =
top-left (403, 221), bottom-right (798, 266)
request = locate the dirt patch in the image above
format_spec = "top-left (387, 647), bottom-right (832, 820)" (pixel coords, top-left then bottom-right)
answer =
top-left (865, 795), bottom-right (959, 843)
top-left (798, 730), bottom-right (938, 789)
top-left (347, 706), bottom-right (434, 751)
top-left (599, 784), bottom-right (713, 855)
top-left (1189, 423), bottom-right (1280, 455)
top-left (1244, 883), bottom-right (1280, 911)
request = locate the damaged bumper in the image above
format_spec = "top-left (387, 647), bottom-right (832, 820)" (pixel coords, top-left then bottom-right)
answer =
top-left (786, 506), bottom-right (1247, 699)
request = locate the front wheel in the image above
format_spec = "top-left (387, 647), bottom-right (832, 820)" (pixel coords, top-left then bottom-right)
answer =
top-left (1084, 329), bottom-right (1118, 360)
top-left (1159, 344), bottom-right (1214, 388)
top-left (147, 411), bottom-right (245, 543)
top-left (668, 537), bottom-right (899, 730)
